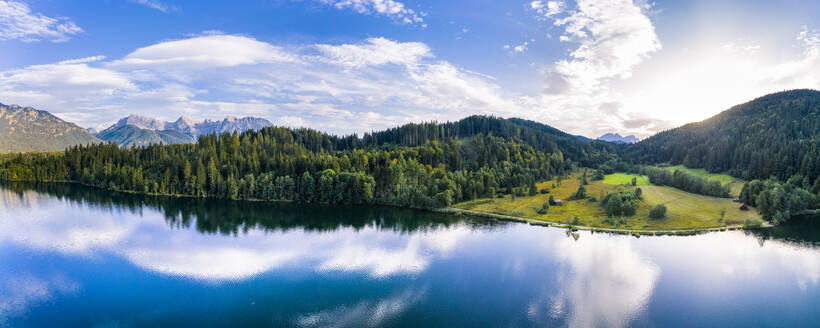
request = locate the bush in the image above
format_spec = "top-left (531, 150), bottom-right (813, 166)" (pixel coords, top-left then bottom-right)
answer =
top-left (569, 185), bottom-right (586, 200)
top-left (602, 216), bottom-right (627, 226)
top-left (537, 202), bottom-right (550, 214)
top-left (744, 219), bottom-right (762, 228)
top-left (601, 191), bottom-right (639, 216)
top-left (540, 188), bottom-right (550, 194)
top-left (571, 216), bottom-right (580, 225)
top-left (548, 195), bottom-right (556, 205)
top-left (587, 196), bottom-right (597, 202)
top-left (649, 204), bottom-right (667, 219)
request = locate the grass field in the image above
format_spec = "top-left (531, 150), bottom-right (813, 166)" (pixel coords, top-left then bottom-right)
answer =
top-left (453, 171), bottom-right (762, 231)
top-left (663, 165), bottom-right (744, 196)
top-left (603, 173), bottom-right (649, 186)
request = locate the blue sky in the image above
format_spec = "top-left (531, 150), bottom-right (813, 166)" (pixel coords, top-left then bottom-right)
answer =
top-left (1, 0), bottom-right (819, 137)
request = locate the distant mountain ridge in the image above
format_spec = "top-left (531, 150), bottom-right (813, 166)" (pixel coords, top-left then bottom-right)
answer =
top-left (597, 133), bottom-right (639, 144)
top-left (96, 114), bottom-right (273, 147)
top-left (0, 103), bottom-right (100, 153)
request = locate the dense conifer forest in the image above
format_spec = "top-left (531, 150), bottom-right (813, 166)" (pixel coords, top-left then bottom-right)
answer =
top-left (626, 90), bottom-right (820, 223)
top-left (2, 90), bottom-right (819, 225)
top-left (0, 116), bottom-right (617, 210)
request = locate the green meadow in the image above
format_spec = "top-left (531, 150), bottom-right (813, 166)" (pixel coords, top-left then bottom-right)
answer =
top-left (453, 171), bottom-right (762, 231)
top-left (663, 164), bottom-right (744, 196)
top-left (602, 172), bottom-right (650, 186)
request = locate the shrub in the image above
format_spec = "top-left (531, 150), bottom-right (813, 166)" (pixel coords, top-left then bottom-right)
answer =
top-left (744, 219), bottom-right (762, 228)
top-left (540, 188), bottom-right (550, 194)
top-left (569, 185), bottom-right (586, 200)
top-left (537, 202), bottom-right (550, 214)
top-left (571, 216), bottom-right (580, 225)
top-left (649, 204), bottom-right (667, 219)
top-left (548, 195), bottom-right (556, 205)
top-left (601, 191), bottom-right (639, 216)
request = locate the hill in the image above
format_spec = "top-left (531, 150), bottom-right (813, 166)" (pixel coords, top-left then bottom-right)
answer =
top-left (628, 90), bottom-right (820, 223)
top-left (628, 89), bottom-right (820, 183)
top-left (0, 104), bottom-right (100, 153)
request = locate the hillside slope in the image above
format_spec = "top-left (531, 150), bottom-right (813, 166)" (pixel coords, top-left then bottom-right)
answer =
top-left (0, 104), bottom-right (100, 153)
top-left (629, 89), bottom-right (820, 183)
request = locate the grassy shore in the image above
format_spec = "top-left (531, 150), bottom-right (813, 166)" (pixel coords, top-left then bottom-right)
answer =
top-left (452, 171), bottom-right (763, 231)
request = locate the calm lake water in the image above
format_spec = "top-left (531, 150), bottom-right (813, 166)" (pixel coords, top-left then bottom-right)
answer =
top-left (1, 183), bottom-right (819, 327)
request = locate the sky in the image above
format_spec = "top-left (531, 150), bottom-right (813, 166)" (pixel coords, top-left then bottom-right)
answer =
top-left (0, 0), bottom-right (819, 138)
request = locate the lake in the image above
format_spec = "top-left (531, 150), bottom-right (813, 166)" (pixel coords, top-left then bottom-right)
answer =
top-left (1, 182), bottom-right (818, 327)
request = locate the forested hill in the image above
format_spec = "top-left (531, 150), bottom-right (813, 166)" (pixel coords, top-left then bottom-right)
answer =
top-left (342, 115), bottom-right (618, 166)
top-left (628, 89), bottom-right (820, 182)
top-left (0, 115), bottom-right (616, 210)
top-left (627, 90), bottom-right (820, 223)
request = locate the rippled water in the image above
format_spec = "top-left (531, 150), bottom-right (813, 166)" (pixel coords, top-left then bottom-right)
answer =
top-left (1, 182), bottom-right (818, 327)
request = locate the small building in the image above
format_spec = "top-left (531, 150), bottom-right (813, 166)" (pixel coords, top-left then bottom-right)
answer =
top-left (739, 203), bottom-right (749, 211)
top-left (554, 199), bottom-right (563, 206)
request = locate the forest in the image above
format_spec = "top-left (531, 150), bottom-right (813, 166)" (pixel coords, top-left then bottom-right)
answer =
top-left (625, 90), bottom-right (820, 223)
top-left (2, 92), bottom-right (820, 226)
top-left (0, 116), bottom-right (617, 210)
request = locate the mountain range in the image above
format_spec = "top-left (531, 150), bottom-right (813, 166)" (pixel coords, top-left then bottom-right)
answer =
top-left (0, 103), bottom-right (99, 153)
top-left (94, 114), bottom-right (273, 147)
top-left (597, 133), bottom-right (639, 144)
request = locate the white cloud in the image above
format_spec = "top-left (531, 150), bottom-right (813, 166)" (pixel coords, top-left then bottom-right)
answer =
top-left (314, 0), bottom-right (424, 26)
top-left (722, 39), bottom-right (761, 54)
top-left (0, 0), bottom-right (83, 42)
top-left (798, 25), bottom-right (820, 55)
top-left (315, 37), bottom-right (431, 68)
top-left (129, 0), bottom-right (178, 13)
top-left (550, 0), bottom-right (661, 93)
top-left (0, 34), bottom-right (526, 133)
top-left (531, 1), bottom-right (565, 18)
top-left (58, 55), bottom-right (107, 65)
top-left (615, 26), bottom-right (820, 132)
top-left (109, 34), bottom-right (296, 70)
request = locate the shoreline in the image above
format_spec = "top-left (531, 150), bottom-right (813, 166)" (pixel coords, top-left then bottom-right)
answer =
top-left (2, 180), bottom-right (772, 236)
top-left (435, 207), bottom-right (771, 236)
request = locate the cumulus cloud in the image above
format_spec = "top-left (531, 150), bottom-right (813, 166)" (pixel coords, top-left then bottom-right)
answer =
top-left (520, 0), bottom-right (668, 137)
top-left (0, 0), bottom-right (83, 42)
top-left (550, 0), bottom-right (661, 93)
top-left (314, 0), bottom-right (425, 26)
